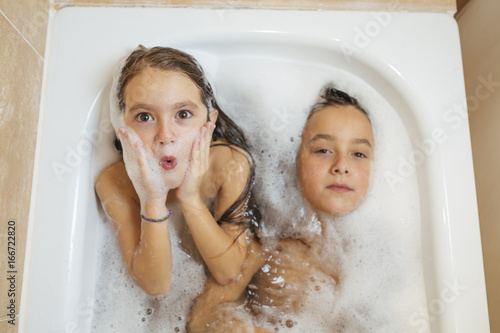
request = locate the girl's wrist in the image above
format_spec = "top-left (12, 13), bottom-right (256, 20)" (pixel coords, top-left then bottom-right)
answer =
top-left (178, 195), bottom-right (204, 211)
top-left (141, 199), bottom-right (169, 220)
top-left (140, 210), bottom-right (174, 222)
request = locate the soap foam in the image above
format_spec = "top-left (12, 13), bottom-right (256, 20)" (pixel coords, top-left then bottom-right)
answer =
top-left (91, 53), bottom-right (429, 332)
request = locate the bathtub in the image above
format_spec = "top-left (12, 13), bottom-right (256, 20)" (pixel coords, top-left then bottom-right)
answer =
top-left (20, 6), bottom-right (489, 332)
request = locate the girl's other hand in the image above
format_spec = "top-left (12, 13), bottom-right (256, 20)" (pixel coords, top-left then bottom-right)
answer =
top-left (176, 122), bottom-right (216, 203)
top-left (119, 127), bottom-right (170, 204)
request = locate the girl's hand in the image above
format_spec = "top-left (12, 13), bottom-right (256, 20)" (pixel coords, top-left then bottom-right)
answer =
top-left (118, 127), bottom-right (170, 204)
top-left (176, 122), bottom-right (216, 203)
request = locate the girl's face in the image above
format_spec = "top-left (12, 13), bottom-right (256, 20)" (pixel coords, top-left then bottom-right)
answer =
top-left (123, 67), bottom-right (216, 188)
top-left (298, 105), bottom-right (374, 216)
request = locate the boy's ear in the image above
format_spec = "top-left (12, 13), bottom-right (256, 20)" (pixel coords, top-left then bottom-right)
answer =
top-left (209, 109), bottom-right (219, 124)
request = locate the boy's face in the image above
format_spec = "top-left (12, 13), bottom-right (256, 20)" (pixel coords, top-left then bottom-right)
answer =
top-left (298, 105), bottom-right (374, 216)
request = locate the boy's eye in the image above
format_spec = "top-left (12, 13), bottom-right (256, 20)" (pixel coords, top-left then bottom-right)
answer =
top-left (354, 152), bottom-right (367, 158)
top-left (177, 110), bottom-right (192, 119)
top-left (315, 148), bottom-right (330, 154)
top-left (136, 113), bottom-right (153, 122)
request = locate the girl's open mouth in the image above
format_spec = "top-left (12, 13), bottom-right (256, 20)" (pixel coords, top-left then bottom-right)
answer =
top-left (160, 156), bottom-right (177, 170)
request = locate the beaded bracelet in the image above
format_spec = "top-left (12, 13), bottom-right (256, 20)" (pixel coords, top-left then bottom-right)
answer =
top-left (140, 210), bottom-right (174, 223)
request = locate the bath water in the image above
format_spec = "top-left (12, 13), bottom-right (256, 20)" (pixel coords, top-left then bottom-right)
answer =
top-left (90, 53), bottom-right (429, 332)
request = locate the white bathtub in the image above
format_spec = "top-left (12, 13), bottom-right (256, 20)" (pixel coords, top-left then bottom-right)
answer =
top-left (20, 6), bottom-right (489, 332)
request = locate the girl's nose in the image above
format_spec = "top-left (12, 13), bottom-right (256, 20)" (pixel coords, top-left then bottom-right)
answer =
top-left (155, 120), bottom-right (176, 145)
top-left (331, 154), bottom-right (351, 175)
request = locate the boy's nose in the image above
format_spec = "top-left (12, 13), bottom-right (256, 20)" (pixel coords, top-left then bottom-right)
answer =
top-left (331, 155), bottom-right (350, 175)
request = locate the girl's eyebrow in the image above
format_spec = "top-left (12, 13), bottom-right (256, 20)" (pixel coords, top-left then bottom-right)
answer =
top-left (172, 101), bottom-right (199, 109)
top-left (128, 103), bottom-right (154, 113)
top-left (127, 101), bottom-right (199, 113)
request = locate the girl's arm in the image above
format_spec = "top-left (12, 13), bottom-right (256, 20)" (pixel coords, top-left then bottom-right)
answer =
top-left (181, 199), bottom-right (249, 285)
top-left (95, 164), bottom-right (173, 296)
top-left (177, 123), bottom-right (252, 285)
top-left (95, 126), bottom-right (175, 295)
top-left (188, 238), bottom-right (269, 333)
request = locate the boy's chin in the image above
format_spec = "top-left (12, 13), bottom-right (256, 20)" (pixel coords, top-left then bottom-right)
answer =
top-left (314, 202), bottom-right (358, 217)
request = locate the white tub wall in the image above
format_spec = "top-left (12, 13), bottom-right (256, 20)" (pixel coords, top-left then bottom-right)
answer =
top-left (457, 0), bottom-right (500, 331)
top-left (0, 1), bottom-right (472, 332)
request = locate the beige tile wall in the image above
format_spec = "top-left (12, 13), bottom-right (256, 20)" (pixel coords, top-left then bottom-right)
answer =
top-left (457, 0), bottom-right (500, 331)
top-left (0, 0), bottom-right (48, 332)
top-left (457, 0), bottom-right (471, 11)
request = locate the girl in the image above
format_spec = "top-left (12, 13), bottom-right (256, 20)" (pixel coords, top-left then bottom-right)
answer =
top-left (95, 46), bottom-right (263, 296)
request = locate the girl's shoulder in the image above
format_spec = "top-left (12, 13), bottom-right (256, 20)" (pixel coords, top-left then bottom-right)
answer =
top-left (95, 161), bottom-right (134, 198)
top-left (97, 160), bottom-right (127, 181)
top-left (210, 141), bottom-right (252, 168)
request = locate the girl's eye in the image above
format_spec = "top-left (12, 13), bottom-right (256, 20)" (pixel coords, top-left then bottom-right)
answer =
top-left (136, 113), bottom-right (153, 122)
top-left (177, 110), bottom-right (192, 119)
top-left (315, 148), bottom-right (330, 154)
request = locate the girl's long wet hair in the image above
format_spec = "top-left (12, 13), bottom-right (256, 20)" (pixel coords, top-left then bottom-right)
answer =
top-left (115, 45), bottom-right (249, 152)
top-left (115, 45), bottom-right (259, 229)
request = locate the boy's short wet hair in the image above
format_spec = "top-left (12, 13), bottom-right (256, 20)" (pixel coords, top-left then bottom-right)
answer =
top-left (308, 84), bottom-right (369, 121)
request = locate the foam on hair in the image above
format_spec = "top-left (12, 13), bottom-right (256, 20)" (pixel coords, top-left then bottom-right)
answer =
top-left (109, 55), bottom-right (127, 137)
